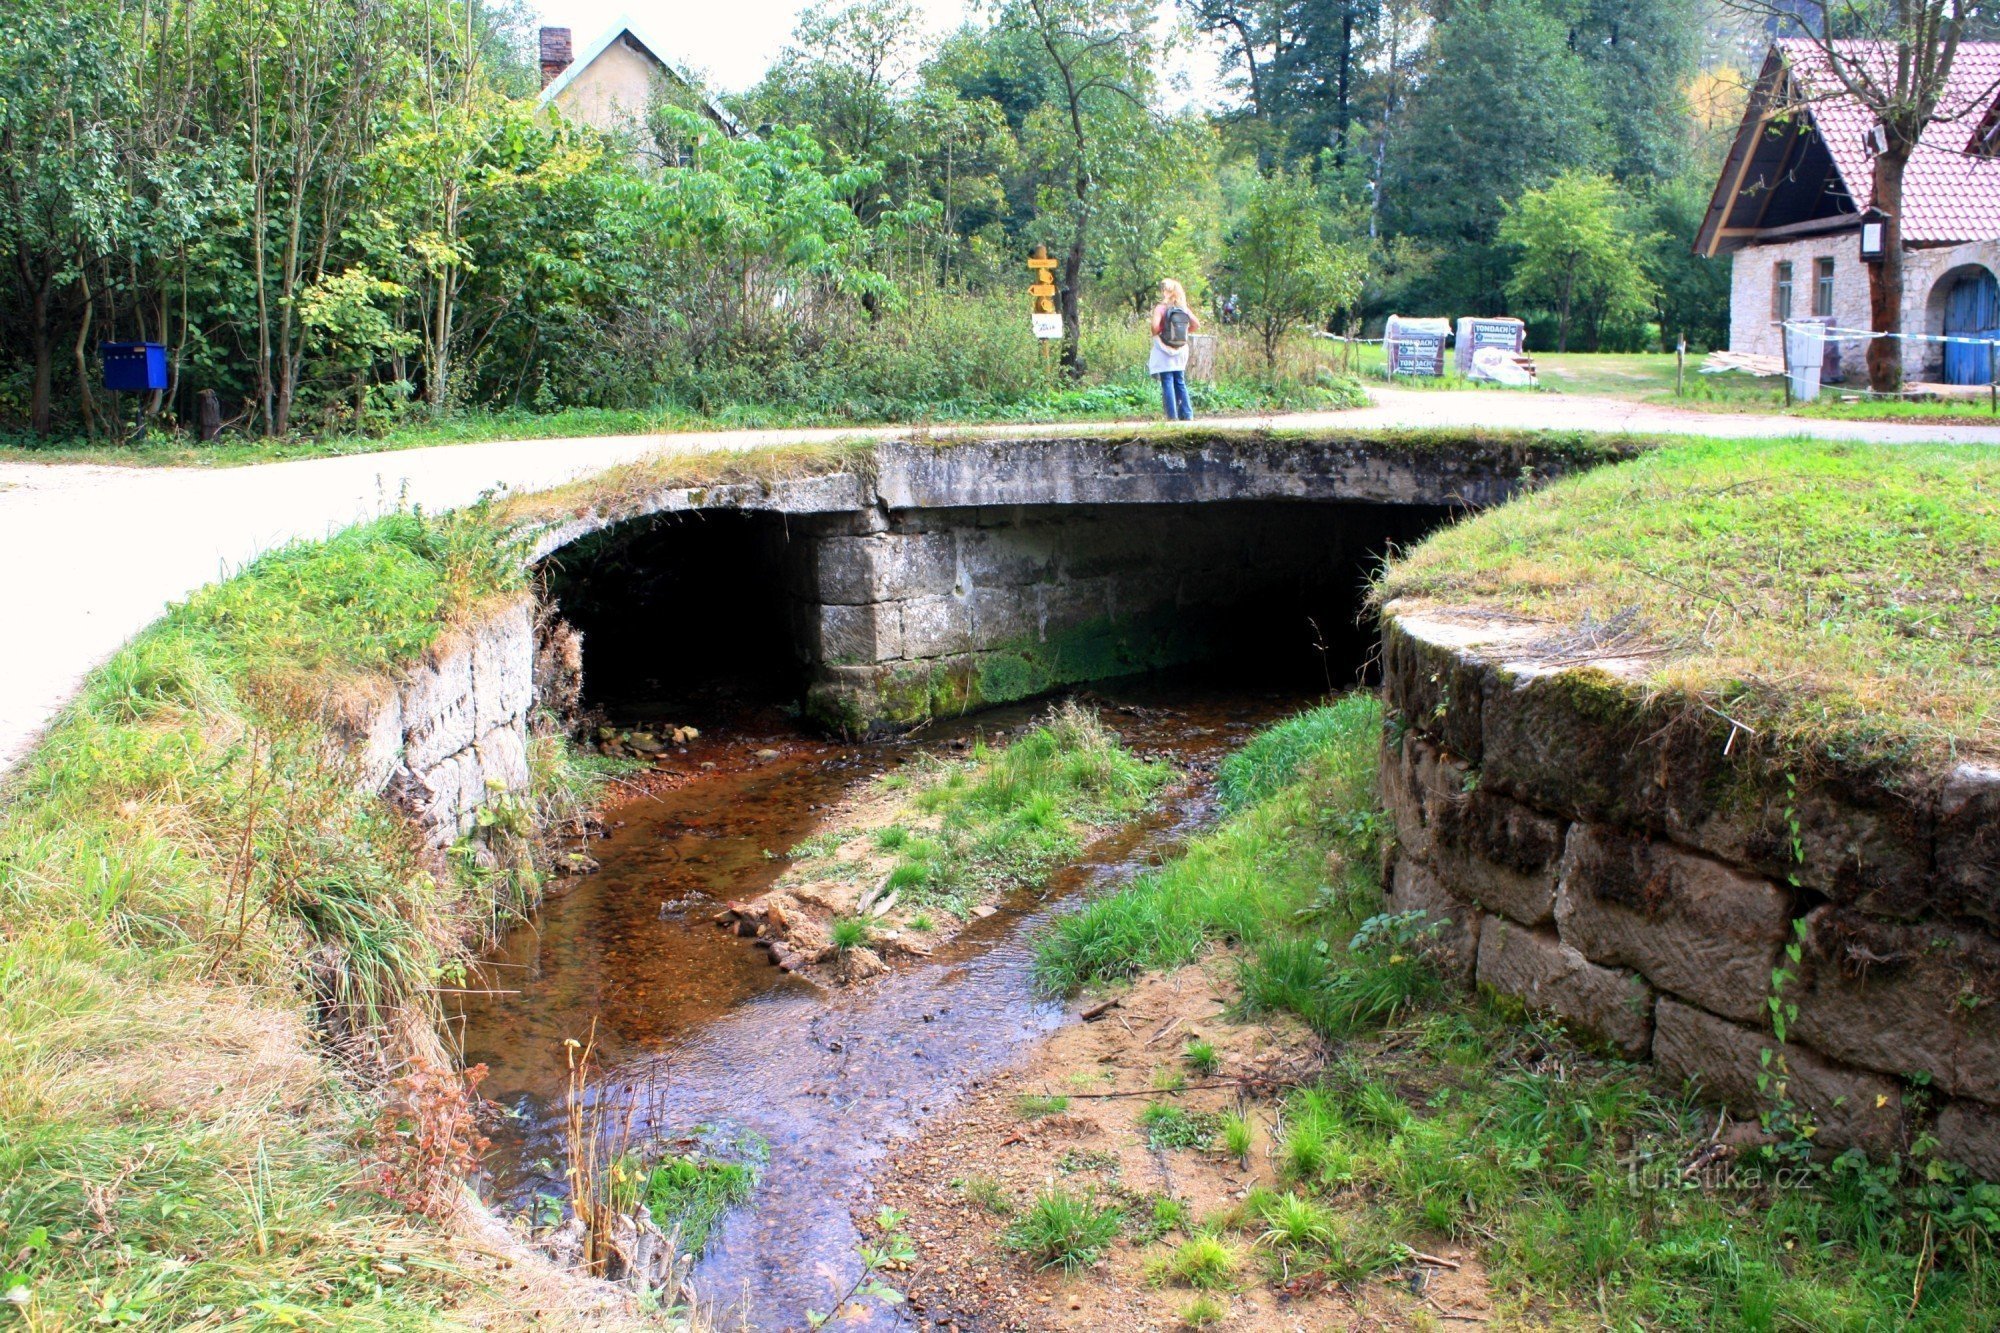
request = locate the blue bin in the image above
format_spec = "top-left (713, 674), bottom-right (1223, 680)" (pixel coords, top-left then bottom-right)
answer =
top-left (102, 342), bottom-right (168, 392)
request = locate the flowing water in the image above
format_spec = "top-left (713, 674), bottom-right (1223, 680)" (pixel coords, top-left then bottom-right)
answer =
top-left (453, 678), bottom-right (1310, 1329)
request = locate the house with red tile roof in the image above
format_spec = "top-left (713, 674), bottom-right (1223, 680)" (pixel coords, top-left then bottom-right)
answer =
top-left (1696, 40), bottom-right (2000, 385)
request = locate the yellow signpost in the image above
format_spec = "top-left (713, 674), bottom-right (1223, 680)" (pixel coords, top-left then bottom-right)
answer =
top-left (1027, 245), bottom-right (1061, 339)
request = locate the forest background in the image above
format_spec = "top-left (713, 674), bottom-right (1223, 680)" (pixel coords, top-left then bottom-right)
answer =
top-left (0, 0), bottom-right (1785, 441)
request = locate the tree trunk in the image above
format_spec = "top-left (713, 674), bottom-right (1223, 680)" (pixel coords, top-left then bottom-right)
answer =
top-left (27, 290), bottom-right (53, 436)
top-left (1866, 144), bottom-right (1911, 394)
top-left (1060, 222), bottom-right (1086, 377)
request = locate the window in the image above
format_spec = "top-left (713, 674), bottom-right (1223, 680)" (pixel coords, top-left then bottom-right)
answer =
top-left (1814, 257), bottom-right (1836, 318)
top-left (1773, 261), bottom-right (1794, 322)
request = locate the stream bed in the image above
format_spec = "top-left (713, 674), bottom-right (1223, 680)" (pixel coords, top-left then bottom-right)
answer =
top-left (452, 679), bottom-right (1311, 1328)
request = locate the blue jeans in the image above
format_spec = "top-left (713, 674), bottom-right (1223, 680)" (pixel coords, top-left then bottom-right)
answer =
top-left (1156, 370), bottom-right (1192, 420)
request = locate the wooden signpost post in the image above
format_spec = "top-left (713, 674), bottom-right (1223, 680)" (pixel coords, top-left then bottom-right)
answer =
top-left (1027, 245), bottom-right (1062, 340)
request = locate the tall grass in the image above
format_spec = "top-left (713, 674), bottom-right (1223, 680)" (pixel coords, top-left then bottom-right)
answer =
top-left (0, 506), bottom-right (586, 1325)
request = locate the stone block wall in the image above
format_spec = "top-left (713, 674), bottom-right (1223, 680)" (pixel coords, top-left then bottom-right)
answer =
top-left (1380, 606), bottom-right (2000, 1174)
top-left (790, 503), bottom-right (1388, 733)
top-left (352, 595), bottom-right (541, 847)
top-left (1729, 235), bottom-right (2000, 383)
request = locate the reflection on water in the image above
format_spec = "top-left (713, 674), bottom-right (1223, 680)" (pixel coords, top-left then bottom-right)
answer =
top-left (452, 681), bottom-right (1309, 1329)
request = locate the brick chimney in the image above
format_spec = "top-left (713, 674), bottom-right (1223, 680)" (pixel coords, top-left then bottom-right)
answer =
top-left (539, 27), bottom-right (573, 87)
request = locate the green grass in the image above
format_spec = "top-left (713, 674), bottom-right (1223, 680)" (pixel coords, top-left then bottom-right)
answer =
top-left (0, 505), bottom-right (577, 1325)
top-left (1139, 1103), bottom-right (1223, 1151)
top-left (1179, 1293), bottom-right (1227, 1326)
top-left (956, 1175), bottom-right (1014, 1216)
top-left (637, 1143), bottom-right (763, 1257)
top-left (1255, 1192), bottom-right (1337, 1252)
top-left (1016, 1094), bottom-right (1072, 1119)
top-left (1378, 436), bottom-right (2000, 759)
top-left (830, 917), bottom-right (871, 951)
top-left (879, 702), bottom-right (1173, 916)
top-left (1002, 1187), bottom-right (1125, 1272)
top-left (1347, 345), bottom-right (2000, 423)
top-left (1033, 694), bottom-right (1382, 993)
top-left (1154, 1235), bottom-right (1239, 1289)
top-left (1183, 1039), bottom-right (1220, 1076)
top-left (1035, 698), bottom-right (2000, 1327)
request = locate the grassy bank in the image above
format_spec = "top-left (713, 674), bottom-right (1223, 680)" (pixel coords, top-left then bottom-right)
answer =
top-left (1030, 700), bottom-right (2000, 1328)
top-left (1378, 435), bottom-right (2000, 760)
top-left (0, 508), bottom-right (558, 1324)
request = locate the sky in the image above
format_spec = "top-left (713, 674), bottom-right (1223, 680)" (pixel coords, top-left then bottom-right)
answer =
top-left (534, 0), bottom-right (1231, 103)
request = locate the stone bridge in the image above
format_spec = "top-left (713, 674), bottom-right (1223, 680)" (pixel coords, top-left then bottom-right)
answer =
top-left (533, 432), bottom-right (1622, 735)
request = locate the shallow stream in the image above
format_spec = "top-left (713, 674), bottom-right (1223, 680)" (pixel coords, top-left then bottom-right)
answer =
top-left (453, 679), bottom-right (1309, 1327)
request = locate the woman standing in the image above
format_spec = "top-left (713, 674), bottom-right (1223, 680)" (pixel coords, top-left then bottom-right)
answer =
top-left (1148, 279), bottom-right (1202, 421)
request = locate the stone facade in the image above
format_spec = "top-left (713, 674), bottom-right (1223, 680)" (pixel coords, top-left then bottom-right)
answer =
top-left (789, 503), bottom-right (1394, 733)
top-left (352, 596), bottom-right (541, 847)
top-left (1729, 234), bottom-right (2000, 382)
top-left (1380, 605), bottom-right (2000, 1170)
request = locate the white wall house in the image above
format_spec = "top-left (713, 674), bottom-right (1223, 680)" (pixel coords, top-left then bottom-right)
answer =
top-left (1697, 40), bottom-right (2000, 386)
top-left (537, 16), bottom-right (743, 146)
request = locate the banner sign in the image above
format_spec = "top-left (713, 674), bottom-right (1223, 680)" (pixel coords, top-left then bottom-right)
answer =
top-left (1384, 316), bottom-right (1450, 377)
top-left (1454, 317), bottom-right (1526, 380)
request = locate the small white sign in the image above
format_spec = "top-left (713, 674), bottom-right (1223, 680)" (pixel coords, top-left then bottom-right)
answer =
top-left (1032, 312), bottom-right (1063, 340)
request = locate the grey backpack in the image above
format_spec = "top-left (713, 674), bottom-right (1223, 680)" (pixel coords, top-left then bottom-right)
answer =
top-left (1160, 306), bottom-right (1192, 350)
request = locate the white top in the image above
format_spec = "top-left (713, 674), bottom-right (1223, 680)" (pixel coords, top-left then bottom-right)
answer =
top-left (1147, 336), bottom-right (1189, 375)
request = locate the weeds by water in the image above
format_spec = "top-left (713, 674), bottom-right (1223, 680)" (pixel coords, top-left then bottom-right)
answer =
top-left (1033, 694), bottom-right (1380, 994)
top-left (1029, 694), bottom-right (2000, 1327)
top-left (785, 702), bottom-right (1172, 928)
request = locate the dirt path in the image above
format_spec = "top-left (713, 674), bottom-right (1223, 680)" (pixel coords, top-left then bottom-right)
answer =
top-left (870, 957), bottom-right (1497, 1332)
top-left (4, 393), bottom-right (1995, 776)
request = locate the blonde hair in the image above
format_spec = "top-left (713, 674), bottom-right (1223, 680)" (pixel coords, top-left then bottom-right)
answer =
top-left (1159, 278), bottom-right (1189, 308)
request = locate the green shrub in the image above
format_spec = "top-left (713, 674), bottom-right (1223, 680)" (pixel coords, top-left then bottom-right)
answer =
top-left (1003, 1187), bottom-right (1125, 1272)
top-left (1157, 1235), bottom-right (1239, 1289)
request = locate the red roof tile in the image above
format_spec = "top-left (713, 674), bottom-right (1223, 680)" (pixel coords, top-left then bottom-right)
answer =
top-left (1780, 38), bottom-right (2000, 244)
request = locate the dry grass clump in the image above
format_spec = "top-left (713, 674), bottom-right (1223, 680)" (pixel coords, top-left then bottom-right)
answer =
top-left (1377, 437), bottom-right (2000, 760)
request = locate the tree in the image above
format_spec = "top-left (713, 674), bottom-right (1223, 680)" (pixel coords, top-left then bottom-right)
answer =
top-left (1499, 171), bottom-right (1657, 351)
top-left (1221, 168), bottom-right (1366, 366)
top-left (1730, 0), bottom-right (2000, 391)
top-left (1385, 0), bottom-right (1605, 312)
top-left (750, 0), bottom-right (930, 222)
top-left (992, 0), bottom-right (1156, 372)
